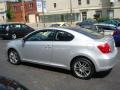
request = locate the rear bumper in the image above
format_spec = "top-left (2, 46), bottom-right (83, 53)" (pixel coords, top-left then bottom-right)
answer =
top-left (95, 48), bottom-right (118, 72)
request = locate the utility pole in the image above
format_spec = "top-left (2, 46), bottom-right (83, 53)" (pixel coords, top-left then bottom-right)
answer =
top-left (42, 0), bottom-right (45, 27)
top-left (70, 0), bottom-right (73, 25)
top-left (22, 0), bottom-right (25, 23)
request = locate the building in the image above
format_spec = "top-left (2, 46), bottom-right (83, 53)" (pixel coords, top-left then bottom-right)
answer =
top-left (110, 0), bottom-right (120, 19)
top-left (7, 0), bottom-right (37, 23)
top-left (0, 2), bottom-right (7, 22)
top-left (42, 0), bottom-right (120, 23)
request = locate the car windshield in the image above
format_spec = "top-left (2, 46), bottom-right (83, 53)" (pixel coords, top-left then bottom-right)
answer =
top-left (72, 27), bottom-right (104, 39)
top-left (51, 24), bottom-right (60, 27)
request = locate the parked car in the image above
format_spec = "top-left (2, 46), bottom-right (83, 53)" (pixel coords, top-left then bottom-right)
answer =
top-left (94, 23), bottom-right (117, 35)
top-left (103, 19), bottom-right (120, 26)
top-left (76, 19), bottom-right (96, 29)
top-left (49, 23), bottom-right (69, 27)
top-left (0, 23), bottom-right (35, 39)
top-left (7, 27), bottom-right (117, 79)
top-left (0, 76), bottom-right (28, 90)
top-left (94, 23), bottom-right (120, 46)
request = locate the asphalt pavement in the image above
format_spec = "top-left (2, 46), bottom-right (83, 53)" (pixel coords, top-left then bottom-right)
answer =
top-left (0, 39), bottom-right (120, 90)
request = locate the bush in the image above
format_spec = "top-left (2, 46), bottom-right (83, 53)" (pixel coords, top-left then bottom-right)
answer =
top-left (113, 18), bottom-right (120, 22)
top-left (97, 18), bottom-right (109, 23)
top-left (97, 18), bottom-right (120, 23)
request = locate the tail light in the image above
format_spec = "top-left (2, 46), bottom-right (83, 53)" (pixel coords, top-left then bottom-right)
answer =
top-left (97, 43), bottom-right (111, 54)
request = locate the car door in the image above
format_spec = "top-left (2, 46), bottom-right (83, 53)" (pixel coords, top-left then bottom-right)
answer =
top-left (21, 24), bottom-right (34, 36)
top-left (10, 24), bottom-right (23, 38)
top-left (52, 30), bottom-right (74, 67)
top-left (0, 25), bottom-right (7, 35)
top-left (21, 30), bottom-right (55, 64)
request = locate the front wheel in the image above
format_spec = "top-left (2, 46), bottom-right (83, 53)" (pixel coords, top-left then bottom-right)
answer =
top-left (8, 50), bottom-right (21, 65)
top-left (11, 34), bottom-right (17, 39)
top-left (71, 57), bottom-right (95, 79)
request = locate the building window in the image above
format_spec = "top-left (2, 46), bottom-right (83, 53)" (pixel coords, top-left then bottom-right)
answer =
top-left (13, 6), bottom-right (17, 12)
top-left (78, 0), bottom-right (81, 5)
top-left (87, 0), bottom-right (90, 4)
top-left (29, 3), bottom-right (33, 9)
top-left (82, 12), bottom-right (87, 21)
top-left (53, 3), bottom-right (56, 8)
top-left (108, 10), bottom-right (114, 19)
top-left (96, 11), bottom-right (102, 18)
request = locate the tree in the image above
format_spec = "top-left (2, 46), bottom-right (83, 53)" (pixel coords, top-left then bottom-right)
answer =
top-left (6, 8), bottom-right (12, 21)
top-left (18, 0), bottom-right (22, 2)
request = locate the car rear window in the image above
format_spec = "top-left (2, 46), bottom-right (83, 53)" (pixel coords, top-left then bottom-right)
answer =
top-left (72, 27), bottom-right (104, 39)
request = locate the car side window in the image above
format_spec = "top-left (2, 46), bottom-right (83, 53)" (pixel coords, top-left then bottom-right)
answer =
top-left (55, 31), bottom-right (74, 41)
top-left (21, 24), bottom-right (29, 29)
top-left (102, 26), bottom-right (111, 30)
top-left (26, 30), bottom-right (55, 41)
top-left (99, 26), bottom-right (116, 30)
top-left (0, 25), bottom-right (6, 30)
top-left (12, 24), bottom-right (21, 30)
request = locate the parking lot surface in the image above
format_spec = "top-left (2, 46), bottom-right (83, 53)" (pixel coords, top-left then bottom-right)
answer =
top-left (0, 39), bottom-right (120, 90)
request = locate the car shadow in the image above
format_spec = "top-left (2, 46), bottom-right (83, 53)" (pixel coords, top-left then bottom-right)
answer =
top-left (93, 69), bottom-right (112, 78)
top-left (21, 62), bottom-right (111, 79)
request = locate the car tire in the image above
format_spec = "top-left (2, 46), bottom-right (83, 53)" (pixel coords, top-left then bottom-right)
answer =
top-left (71, 57), bottom-right (95, 80)
top-left (8, 50), bottom-right (21, 65)
top-left (11, 34), bottom-right (17, 39)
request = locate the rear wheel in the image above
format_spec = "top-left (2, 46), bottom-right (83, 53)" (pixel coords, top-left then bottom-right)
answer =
top-left (8, 50), bottom-right (21, 65)
top-left (71, 57), bottom-right (95, 79)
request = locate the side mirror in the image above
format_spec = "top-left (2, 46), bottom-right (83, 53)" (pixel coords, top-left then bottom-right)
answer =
top-left (22, 38), bottom-right (26, 47)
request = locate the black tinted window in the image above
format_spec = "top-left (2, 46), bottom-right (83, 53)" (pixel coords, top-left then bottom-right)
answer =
top-left (9, 24), bottom-right (21, 30)
top-left (21, 24), bottom-right (28, 28)
top-left (14, 24), bottom-right (21, 29)
top-left (26, 30), bottom-right (55, 41)
top-left (98, 25), bottom-right (116, 30)
top-left (56, 31), bottom-right (74, 41)
top-left (0, 25), bottom-right (6, 29)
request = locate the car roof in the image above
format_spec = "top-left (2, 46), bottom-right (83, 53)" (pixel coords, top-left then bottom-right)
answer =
top-left (94, 23), bottom-right (116, 27)
top-left (0, 22), bottom-right (25, 25)
top-left (43, 27), bottom-right (103, 39)
top-left (45, 26), bottom-right (95, 33)
top-left (45, 27), bottom-right (80, 31)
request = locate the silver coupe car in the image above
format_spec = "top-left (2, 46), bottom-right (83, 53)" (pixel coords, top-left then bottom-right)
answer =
top-left (7, 27), bottom-right (118, 79)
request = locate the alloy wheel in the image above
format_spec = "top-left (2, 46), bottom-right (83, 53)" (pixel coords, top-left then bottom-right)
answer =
top-left (74, 60), bottom-right (91, 78)
top-left (11, 34), bottom-right (17, 39)
top-left (8, 50), bottom-right (20, 65)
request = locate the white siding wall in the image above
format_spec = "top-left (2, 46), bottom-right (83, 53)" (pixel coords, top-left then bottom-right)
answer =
top-left (45, 0), bottom-right (120, 21)
top-left (113, 0), bottom-right (120, 18)
top-left (0, 2), bottom-right (7, 22)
